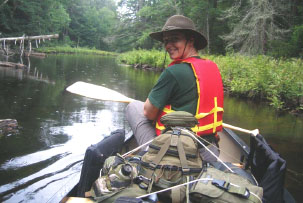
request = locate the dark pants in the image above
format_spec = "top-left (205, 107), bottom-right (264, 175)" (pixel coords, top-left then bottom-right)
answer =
top-left (76, 129), bottom-right (125, 197)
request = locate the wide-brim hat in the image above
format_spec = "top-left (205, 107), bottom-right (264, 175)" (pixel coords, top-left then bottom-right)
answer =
top-left (149, 15), bottom-right (207, 50)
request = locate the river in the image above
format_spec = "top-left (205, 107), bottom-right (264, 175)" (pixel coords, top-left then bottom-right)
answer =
top-left (0, 54), bottom-right (302, 202)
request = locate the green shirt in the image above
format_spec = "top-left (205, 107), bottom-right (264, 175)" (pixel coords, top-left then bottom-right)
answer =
top-left (148, 62), bottom-right (198, 115)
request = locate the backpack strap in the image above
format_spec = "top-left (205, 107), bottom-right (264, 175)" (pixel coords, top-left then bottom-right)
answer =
top-left (143, 128), bottom-right (188, 192)
top-left (145, 137), bottom-right (171, 178)
top-left (212, 179), bottom-right (261, 202)
top-left (171, 187), bottom-right (181, 203)
top-left (177, 133), bottom-right (190, 174)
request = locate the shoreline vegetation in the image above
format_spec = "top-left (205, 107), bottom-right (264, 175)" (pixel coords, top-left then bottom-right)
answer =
top-left (37, 46), bottom-right (117, 56)
top-left (117, 49), bottom-right (303, 114)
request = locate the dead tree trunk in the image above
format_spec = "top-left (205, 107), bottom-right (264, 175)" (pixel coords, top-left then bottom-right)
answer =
top-left (0, 34), bottom-right (59, 42)
top-left (0, 34), bottom-right (59, 57)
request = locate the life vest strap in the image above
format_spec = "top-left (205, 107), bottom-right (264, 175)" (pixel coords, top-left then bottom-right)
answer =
top-left (157, 97), bottom-right (223, 134)
top-left (191, 120), bottom-right (223, 133)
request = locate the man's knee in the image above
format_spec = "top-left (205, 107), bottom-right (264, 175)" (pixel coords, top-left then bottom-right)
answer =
top-left (126, 101), bottom-right (143, 117)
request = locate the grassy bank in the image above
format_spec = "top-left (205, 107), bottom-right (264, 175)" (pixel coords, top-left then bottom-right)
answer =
top-left (117, 50), bottom-right (303, 113)
top-left (117, 49), bottom-right (171, 68)
top-left (37, 46), bottom-right (117, 56)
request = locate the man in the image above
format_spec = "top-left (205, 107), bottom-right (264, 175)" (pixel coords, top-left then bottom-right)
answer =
top-left (126, 15), bottom-right (224, 162)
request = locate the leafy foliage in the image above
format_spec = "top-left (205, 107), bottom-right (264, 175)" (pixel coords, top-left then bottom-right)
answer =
top-left (118, 50), bottom-right (303, 112)
top-left (117, 49), bottom-right (171, 68)
top-left (208, 54), bottom-right (303, 111)
top-left (37, 45), bottom-right (117, 56)
top-left (1, 0), bottom-right (302, 57)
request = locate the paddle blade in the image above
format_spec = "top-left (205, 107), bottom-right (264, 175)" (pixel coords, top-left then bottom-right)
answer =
top-left (66, 81), bottom-right (135, 103)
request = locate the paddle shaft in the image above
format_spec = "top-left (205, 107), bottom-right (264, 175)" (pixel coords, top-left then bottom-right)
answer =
top-left (222, 123), bottom-right (259, 136)
top-left (66, 81), bottom-right (259, 136)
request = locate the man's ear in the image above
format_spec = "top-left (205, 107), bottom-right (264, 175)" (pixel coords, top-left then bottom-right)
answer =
top-left (189, 37), bottom-right (195, 45)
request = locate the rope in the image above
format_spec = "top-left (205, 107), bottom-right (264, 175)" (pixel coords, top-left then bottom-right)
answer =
top-left (197, 134), bottom-right (241, 164)
top-left (122, 138), bottom-right (154, 157)
top-left (182, 129), bottom-right (234, 173)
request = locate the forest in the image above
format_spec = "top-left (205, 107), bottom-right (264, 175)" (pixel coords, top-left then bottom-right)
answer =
top-left (1, 0), bottom-right (303, 58)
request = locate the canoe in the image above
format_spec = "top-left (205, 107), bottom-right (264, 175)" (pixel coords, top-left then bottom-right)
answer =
top-left (57, 82), bottom-right (294, 202)
top-left (57, 127), bottom-right (285, 203)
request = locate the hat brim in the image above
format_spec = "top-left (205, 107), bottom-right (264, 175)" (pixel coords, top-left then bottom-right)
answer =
top-left (149, 29), bottom-right (207, 50)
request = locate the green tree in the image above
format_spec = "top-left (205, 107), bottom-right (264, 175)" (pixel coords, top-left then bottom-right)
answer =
top-left (185, 0), bottom-right (229, 54)
top-left (64, 0), bottom-right (117, 49)
top-left (222, 0), bottom-right (291, 55)
top-left (0, 0), bottom-right (70, 36)
top-left (82, 7), bottom-right (116, 49)
top-left (114, 0), bottom-right (229, 54)
top-left (48, 1), bottom-right (70, 33)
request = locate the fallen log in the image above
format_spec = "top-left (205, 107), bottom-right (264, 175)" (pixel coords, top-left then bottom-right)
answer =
top-left (24, 51), bottom-right (46, 58)
top-left (0, 61), bottom-right (26, 68)
top-left (1, 34), bottom-right (58, 57)
top-left (0, 34), bottom-right (59, 42)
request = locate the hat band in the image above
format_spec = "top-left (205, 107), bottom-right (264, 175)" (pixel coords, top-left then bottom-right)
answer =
top-left (162, 25), bottom-right (194, 31)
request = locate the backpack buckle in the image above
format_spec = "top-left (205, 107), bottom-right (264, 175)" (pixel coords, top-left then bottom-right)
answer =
top-left (172, 128), bottom-right (181, 135)
top-left (212, 179), bottom-right (251, 199)
top-left (149, 162), bottom-right (157, 169)
top-left (243, 188), bottom-right (250, 199)
top-left (182, 167), bottom-right (190, 175)
top-left (212, 179), bottom-right (230, 190)
top-left (135, 175), bottom-right (151, 184)
top-left (135, 175), bottom-right (151, 190)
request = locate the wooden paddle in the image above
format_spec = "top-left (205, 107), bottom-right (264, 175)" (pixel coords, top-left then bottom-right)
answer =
top-left (66, 81), bottom-right (259, 136)
top-left (66, 81), bottom-right (135, 103)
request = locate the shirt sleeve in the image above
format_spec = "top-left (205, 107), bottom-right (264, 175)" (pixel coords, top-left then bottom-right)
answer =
top-left (148, 69), bottom-right (178, 110)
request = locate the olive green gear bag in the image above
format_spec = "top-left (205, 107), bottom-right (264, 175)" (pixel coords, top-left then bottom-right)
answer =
top-left (189, 165), bottom-right (263, 203)
top-left (139, 127), bottom-right (203, 202)
top-left (160, 111), bottom-right (198, 129)
top-left (89, 155), bottom-right (147, 202)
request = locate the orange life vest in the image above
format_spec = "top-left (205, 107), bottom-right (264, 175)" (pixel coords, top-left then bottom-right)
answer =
top-left (155, 57), bottom-right (224, 136)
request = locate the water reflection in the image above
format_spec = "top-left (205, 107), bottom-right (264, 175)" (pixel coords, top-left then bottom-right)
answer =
top-left (0, 60), bottom-right (54, 84)
top-left (0, 97), bottom-right (128, 202)
top-left (223, 95), bottom-right (303, 201)
top-left (0, 54), bottom-right (131, 202)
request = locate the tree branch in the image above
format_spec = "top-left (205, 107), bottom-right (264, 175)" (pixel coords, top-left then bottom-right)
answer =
top-left (0, 0), bottom-right (9, 8)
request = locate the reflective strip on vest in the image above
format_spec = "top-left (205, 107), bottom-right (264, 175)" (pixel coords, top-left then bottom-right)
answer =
top-left (156, 98), bottom-right (223, 133)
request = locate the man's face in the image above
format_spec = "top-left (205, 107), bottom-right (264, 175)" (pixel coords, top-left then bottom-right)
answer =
top-left (163, 31), bottom-right (190, 60)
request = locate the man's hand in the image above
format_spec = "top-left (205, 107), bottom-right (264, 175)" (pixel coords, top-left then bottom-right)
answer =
top-left (144, 98), bottom-right (159, 120)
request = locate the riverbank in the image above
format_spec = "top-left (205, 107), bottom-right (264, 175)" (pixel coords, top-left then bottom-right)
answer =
top-left (117, 50), bottom-right (303, 113)
top-left (37, 46), bottom-right (117, 56)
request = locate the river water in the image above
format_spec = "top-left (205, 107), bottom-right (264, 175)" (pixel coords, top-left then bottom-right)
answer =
top-left (0, 54), bottom-right (302, 202)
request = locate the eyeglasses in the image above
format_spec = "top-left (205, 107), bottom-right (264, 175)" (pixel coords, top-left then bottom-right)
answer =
top-left (163, 36), bottom-right (184, 45)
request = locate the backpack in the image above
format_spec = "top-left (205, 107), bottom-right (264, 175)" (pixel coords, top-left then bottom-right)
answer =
top-left (139, 126), bottom-right (203, 202)
top-left (89, 111), bottom-right (202, 202)
top-left (189, 163), bottom-right (263, 203)
top-left (89, 154), bottom-right (147, 202)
